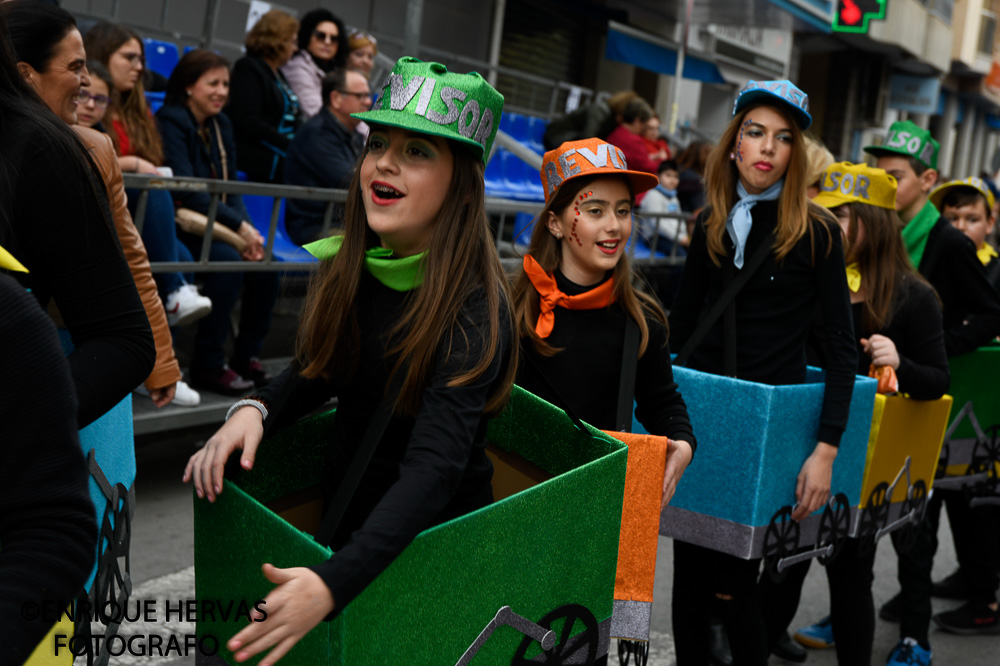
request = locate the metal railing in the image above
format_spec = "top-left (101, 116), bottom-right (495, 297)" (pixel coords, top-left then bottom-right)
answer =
top-left (122, 174), bottom-right (690, 274)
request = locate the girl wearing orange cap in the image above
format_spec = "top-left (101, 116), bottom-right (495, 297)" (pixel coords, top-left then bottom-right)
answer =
top-left (513, 137), bottom-right (696, 509)
top-left (667, 81), bottom-right (857, 665)
top-left (768, 162), bottom-right (948, 666)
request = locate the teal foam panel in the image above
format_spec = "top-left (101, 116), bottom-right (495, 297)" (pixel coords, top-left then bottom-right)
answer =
top-left (634, 366), bottom-right (876, 528)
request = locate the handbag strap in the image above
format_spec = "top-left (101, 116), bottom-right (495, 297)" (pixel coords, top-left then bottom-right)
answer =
top-left (615, 317), bottom-right (640, 433)
top-left (674, 235), bottom-right (774, 373)
top-left (314, 386), bottom-right (398, 547)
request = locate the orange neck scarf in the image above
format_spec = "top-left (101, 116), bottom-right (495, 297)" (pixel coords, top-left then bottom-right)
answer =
top-left (523, 255), bottom-right (616, 338)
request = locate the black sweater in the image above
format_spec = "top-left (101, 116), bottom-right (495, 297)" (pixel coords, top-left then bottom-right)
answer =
top-left (516, 270), bottom-right (696, 449)
top-left (157, 104), bottom-right (249, 231)
top-left (668, 201), bottom-right (857, 446)
top-left (810, 276), bottom-right (949, 400)
top-left (256, 270), bottom-right (510, 616)
top-left (918, 215), bottom-right (1000, 356)
top-left (227, 54), bottom-right (302, 183)
top-left (0, 275), bottom-right (97, 665)
top-left (0, 116), bottom-right (154, 427)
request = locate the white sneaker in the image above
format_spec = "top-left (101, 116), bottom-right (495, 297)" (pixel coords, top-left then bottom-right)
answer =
top-left (172, 380), bottom-right (201, 407)
top-left (164, 283), bottom-right (212, 327)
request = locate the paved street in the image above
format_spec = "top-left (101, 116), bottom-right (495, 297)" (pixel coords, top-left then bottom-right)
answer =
top-left (101, 432), bottom-right (998, 665)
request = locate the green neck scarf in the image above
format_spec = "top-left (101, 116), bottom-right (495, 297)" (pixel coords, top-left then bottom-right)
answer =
top-left (304, 235), bottom-right (425, 291)
top-left (900, 200), bottom-right (939, 269)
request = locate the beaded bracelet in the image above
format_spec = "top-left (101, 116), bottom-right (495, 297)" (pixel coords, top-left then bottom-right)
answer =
top-left (225, 399), bottom-right (268, 423)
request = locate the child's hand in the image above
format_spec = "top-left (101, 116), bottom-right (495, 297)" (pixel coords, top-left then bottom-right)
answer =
top-left (661, 439), bottom-right (693, 510)
top-left (182, 407), bottom-right (264, 502)
top-left (861, 334), bottom-right (900, 370)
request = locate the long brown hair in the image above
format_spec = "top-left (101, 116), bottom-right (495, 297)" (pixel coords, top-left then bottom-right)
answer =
top-left (842, 202), bottom-right (935, 330)
top-left (703, 103), bottom-right (831, 265)
top-left (296, 136), bottom-right (516, 417)
top-left (84, 22), bottom-right (163, 164)
top-left (512, 174), bottom-right (667, 357)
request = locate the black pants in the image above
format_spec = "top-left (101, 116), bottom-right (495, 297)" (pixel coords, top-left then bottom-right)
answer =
top-left (673, 541), bottom-right (768, 666)
top-left (944, 491), bottom-right (1000, 604)
top-left (892, 492), bottom-right (941, 645)
top-left (759, 539), bottom-right (876, 666)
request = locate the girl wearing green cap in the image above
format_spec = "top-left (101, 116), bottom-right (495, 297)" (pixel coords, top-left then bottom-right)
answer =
top-left (667, 83), bottom-right (857, 665)
top-left (768, 162), bottom-right (948, 666)
top-left (183, 58), bottom-right (516, 664)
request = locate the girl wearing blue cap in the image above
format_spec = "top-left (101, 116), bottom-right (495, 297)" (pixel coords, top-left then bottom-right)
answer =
top-left (667, 81), bottom-right (857, 665)
top-left (183, 58), bottom-right (516, 664)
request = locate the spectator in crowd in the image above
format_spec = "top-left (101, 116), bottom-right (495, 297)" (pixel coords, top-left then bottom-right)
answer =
top-left (346, 29), bottom-right (377, 77)
top-left (0, 0), bottom-right (154, 426)
top-left (606, 98), bottom-right (658, 176)
top-left (159, 49), bottom-right (280, 396)
top-left (643, 113), bottom-right (671, 163)
top-left (4, 1), bottom-right (197, 409)
top-left (281, 8), bottom-right (347, 120)
top-left (675, 140), bottom-right (712, 213)
top-left (542, 89), bottom-right (639, 150)
top-left (75, 59), bottom-right (110, 130)
top-left (934, 177), bottom-right (1000, 290)
top-left (640, 159), bottom-right (687, 255)
top-left (85, 20), bottom-right (213, 328)
top-left (228, 9), bottom-right (302, 183)
top-left (284, 67), bottom-right (369, 246)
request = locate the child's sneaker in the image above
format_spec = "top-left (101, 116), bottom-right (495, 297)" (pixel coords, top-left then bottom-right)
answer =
top-left (793, 615), bottom-right (835, 649)
top-left (886, 637), bottom-right (931, 666)
top-left (932, 600), bottom-right (1000, 635)
top-left (164, 284), bottom-right (211, 327)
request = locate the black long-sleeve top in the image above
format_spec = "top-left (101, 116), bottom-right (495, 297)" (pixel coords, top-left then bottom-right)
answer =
top-left (0, 275), bottom-right (97, 665)
top-left (227, 54), bottom-right (301, 183)
top-left (917, 215), bottom-right (1000, 357)
top-left (255, 270), bottom-right (510, 616)
top-left (516, 270), bottom-right (696, 450)
top-left (1, 117), bottom-right (154, 427)
top-left (668, 201), bottom-right (857, 446)
top-left (156, 104), bottom-right (249, 231)
top-left (809, 275), bottom-right (949, 400)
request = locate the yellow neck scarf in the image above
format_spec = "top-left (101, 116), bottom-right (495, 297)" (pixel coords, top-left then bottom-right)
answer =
top-left (977, 243), bottom-right (998, 267)
top-left (845, 262), bottom-right (861, 293)
top-left (0, 244), bottom-right (28, 273)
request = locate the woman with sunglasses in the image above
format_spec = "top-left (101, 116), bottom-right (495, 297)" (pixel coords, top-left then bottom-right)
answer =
top-left (281, 8), bottom-right (348, 120)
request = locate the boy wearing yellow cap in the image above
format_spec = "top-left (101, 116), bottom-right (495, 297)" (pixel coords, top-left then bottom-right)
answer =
top-left (864, 123), bottom-right (1000, 665)
top-left (932, 177), bottom-right (1000, 290)
top-left (775, 164), bottom-right (948, 666)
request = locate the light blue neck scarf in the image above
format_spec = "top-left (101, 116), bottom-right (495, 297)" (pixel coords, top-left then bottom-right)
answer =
top-left (726, 178), bottom-right (783, 268)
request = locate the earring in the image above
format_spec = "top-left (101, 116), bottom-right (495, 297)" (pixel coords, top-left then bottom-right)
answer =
top-left (729, 152), bottom-right (735, 160)
top-left (554, 233), bottom-right (562, 239)
top-left (186, 90), bottom-right (192, 96)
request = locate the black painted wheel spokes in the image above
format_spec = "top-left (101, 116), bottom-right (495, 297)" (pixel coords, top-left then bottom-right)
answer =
top-left (617, 638), bottom-right (649, 666)
top-left (895, 480), bottom-right (928, 553)
top-left (817, 493), bottom-right (851, 565)
top-left (512, 603), bottom-right (600, 665)
top-left (857, 482), bottom-right (889, 557)
top-left (763, 505), bottom-right (801, 583)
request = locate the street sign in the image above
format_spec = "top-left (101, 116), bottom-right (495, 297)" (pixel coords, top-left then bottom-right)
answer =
top-left (832, 0), bottom-right (887, 34)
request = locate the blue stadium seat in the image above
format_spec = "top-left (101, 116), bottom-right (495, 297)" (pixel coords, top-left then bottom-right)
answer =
top-left (145, 90), bottom-right (165, 113)
top-left (235, 172), bottom-right (316, 264)
top-left (485, 149), bottom-right (514, 199)
top-left (143, 38), bottom-right (179, 78)
top-left (526, 116), bottom-right (547, 154)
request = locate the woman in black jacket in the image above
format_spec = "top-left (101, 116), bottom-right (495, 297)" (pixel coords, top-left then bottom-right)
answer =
top-left (158, 49), bottom-right (280, 395)
top-left (667, 81), bottom-right (857, 665)
top-left (227, 9), bottom-right (302, 183)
